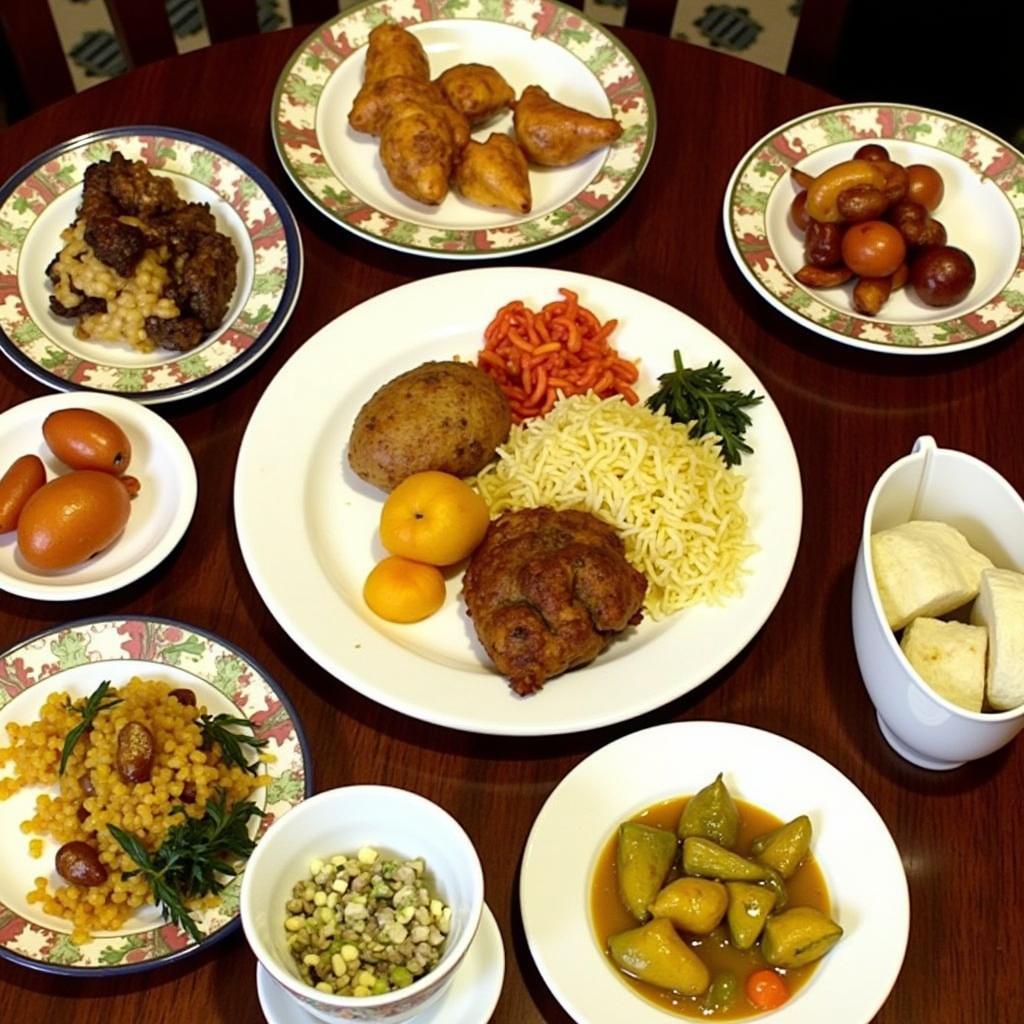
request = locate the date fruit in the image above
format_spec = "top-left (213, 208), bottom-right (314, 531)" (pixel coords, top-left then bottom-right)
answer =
top-left (56, 841), bottom-right (108, 887)
top-left (804, 221), bottom-right (844, 267)
top-left (169, 688), bottom-right (197, 706)
top-left (910, 246), bottom-right (976, 307)
top-left (116, 721), bottom-right (155, 783)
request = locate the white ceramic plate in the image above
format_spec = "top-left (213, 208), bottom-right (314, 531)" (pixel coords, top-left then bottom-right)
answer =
top-left (234, 267), bottom-right (802, 736)
top-left (0, 126), bottom-right (303, 401)
top-left (256, 904), bottom-right (504, 1024)
top-left (0, 392), bottom-right (196, 600)
top-left (0, 615), bottom-right (312, 975)
top-left (271, 0), bottom-right (655, 258)
top-left (520, 721), bottom-right (909, 1024)
top-left (723, 103), bottom-right (1024, 354)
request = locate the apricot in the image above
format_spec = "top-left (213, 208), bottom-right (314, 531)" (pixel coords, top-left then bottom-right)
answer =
top-left (363, 556), bottom-right (446, 623)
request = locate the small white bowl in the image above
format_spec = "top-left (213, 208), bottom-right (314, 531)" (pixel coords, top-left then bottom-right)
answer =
top-left (0, 391), bottom-right (196, 600)
top-left (240, 786), bottom-right (484, 1024)
top-left (852, 436), bottom-right (1024, 769)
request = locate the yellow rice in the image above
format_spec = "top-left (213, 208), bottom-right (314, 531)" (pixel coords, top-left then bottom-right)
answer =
top-left (471, 393), bottom-right (755, 619)
top-left (0, 677), bottom-right (266, 942)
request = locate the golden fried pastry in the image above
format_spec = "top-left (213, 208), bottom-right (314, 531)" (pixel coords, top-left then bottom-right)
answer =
top-left (436, 63), bottom-right (515, 127)
top-left (513, 85), bottom-right (622, 167)
top-left (363, 23), bottom-right (430, 86)
top-left (454, 134), bottom-right (531, 214)
top-left (350, 76), bottom-right (444, 134)
top-left (379, 101), bottom-right (455, 206)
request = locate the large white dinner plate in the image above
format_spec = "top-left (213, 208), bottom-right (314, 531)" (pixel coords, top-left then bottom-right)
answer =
top-left (271, 0), bottom-right (655, 258)
top-left (723, 103), bottom-right (1024, 354)
top-left (0, 392), bottom-right (196, 601)
top-left (0, 616), bottom-right (312, 976)
top-left (0, 126), bottom-right (302, 401)
top-left (520, 721), bottom-right (909, 1023)
top-left (234, 267), bottom-right (801, 736)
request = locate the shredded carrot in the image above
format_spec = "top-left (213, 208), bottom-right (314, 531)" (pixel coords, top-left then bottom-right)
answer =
top-left (476, 288), bottom-right (639, 423)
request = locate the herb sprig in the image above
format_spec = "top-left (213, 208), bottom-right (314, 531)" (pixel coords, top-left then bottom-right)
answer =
top-left (59, 680), bottom-right (123, 775)
top-left (197, 714), bottom-right (268, 775)
top-left (109, 790), bottom-right (263, 941)
top-left (646, 351), bottom-right (764, 467)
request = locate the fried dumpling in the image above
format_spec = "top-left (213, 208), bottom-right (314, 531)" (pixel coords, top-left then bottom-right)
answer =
top-left (436, 63), bottom-right (515, 126)
top-left (513, 85), bottom-right (622, 167)
top-left (349, 76), bottom-right (444, 135)
top-left (362, 23), bottom-right (430, 86)
top-left (454, 134), bottom-right (531, 214)
top-left (379, 101), bottom-right (455, 206)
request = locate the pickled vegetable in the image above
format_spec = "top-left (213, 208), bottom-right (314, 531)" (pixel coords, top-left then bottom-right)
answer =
top-left (677, 773), bottom-right (740, 849)
top-left (701, 971), bottom-right (739, 1013)
top-left (682, 837), bottom-right (773, 882)
top-left (725, 881), bottom-right (776, 950)
top-left (607, 918), bottom-right (711, 996)
top-left (761, 907), bottom-right (843, 968)
top-left (750, 815), bottom-right (812, 879)
top-left (649, 877), bottom-right (728, 934)
top-left (617, 822), bottom-right (677, 921)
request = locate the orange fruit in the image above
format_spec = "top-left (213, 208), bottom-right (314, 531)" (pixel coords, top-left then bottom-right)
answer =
top-left (379, 471), bottom-right (490, 567)
top-left (363, 556), bottom-right (446, 623)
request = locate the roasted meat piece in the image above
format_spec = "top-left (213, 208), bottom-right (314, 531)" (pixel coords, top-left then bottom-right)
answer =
top-left (105, 150), bottom-right (183, 217)
top-left (463, 507), bottom-right (647, 695)
top-left (143, 315), bottom-right (204, 352)
top-left (176, 232), bottom-right (238, 330)
top-left (84, 217), bottom-right (146, 277)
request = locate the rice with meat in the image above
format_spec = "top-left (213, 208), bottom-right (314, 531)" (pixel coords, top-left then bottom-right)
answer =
top-left (0, 677), bottom-right (265, 942)
top-left (471, 393), bottom-right (755, 619)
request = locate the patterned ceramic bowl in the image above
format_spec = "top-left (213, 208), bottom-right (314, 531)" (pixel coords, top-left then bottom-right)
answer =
top-left (241, 785), bottom-right (484, 1023)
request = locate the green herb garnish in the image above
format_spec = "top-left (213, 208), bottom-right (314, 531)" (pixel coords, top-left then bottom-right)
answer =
top-left (646, 351), bottom-right (764, 467)
top-left (197, 713), bottom-right (268, 775)
top-left (59, 680), bottom-right (122, 775)
top-left (109, 790), bottom-right (263, 941)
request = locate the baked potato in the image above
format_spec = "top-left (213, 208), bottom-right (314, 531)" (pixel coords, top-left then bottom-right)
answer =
top-left (348, 361), bottom-right (511, 491)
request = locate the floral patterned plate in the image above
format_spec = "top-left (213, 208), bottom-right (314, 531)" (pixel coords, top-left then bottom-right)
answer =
top-left (0, 616), bottom-right (312, 975)
top-left (0, 126), bottom-right (303, 402)
top-left (271, 0), bottom-right (655, 258)
top-left (723, 103), bottom-right (1024, 355)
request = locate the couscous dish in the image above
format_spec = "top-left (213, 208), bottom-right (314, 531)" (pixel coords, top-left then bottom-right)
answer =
top-left (0, 676), bottom-right (266, 943)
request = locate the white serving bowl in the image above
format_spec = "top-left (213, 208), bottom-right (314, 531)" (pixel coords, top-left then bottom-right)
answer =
top-left (240, 786), bottom-right (484, 1023)
top-left (852, 436), bottom-right (1024, 769)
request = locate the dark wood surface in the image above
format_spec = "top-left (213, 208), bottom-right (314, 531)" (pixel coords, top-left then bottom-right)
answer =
top-left (1, 22), bottom-right (1022, 1024)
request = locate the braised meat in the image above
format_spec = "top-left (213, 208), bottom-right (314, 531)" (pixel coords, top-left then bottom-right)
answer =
top-left (105, 150), bottom-right (181, 217)
top-left (462, 507), bottom-right (647, 695)
top-left (175, 231), bottom-right (238, 330)
top-left (84, 217), bottom-right (146, 278)
top-left (143, 315), bottom-right (204, 352)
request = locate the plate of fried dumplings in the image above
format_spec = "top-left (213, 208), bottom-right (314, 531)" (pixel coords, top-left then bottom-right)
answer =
top-left (271, 0), bottom-right (656, 258)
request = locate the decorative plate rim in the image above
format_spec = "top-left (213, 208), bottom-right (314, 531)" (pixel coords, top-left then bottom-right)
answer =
top-left (0, 125), bottom-right (304, 402)
top-left (0, 614), bottom-right (314, 976)
top-left (723, 101), bottom-right (1024, 355)
top-left (270, 0), bottom-right (657, 259)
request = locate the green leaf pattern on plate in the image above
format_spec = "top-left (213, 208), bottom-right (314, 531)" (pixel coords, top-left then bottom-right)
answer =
top-left (727, 103), bottom-right (1024, 349)
top-left (0, 132), bottom-right (292, 394)
top-left (0, 618), bottom-right (308, 970)
top-left (272, 0), bottom-right (654, 255)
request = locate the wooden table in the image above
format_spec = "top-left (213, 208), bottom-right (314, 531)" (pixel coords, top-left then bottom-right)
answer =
top-left (1, 21), bottom-right (1022, 1024)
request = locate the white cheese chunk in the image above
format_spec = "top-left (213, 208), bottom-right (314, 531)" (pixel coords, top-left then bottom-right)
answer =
top-left (900, 617), bottom-right (987, 712)
top-left (871, 521), bottom-right (993, 630)
top-left (971, 568), bottom-right (1024, 711)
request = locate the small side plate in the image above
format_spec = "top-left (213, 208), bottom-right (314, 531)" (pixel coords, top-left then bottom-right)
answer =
top-left (0, 392), bottom-right (197, 601)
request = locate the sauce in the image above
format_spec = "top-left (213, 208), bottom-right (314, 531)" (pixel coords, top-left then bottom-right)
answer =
top-left (589, 796), bottom-right (830, 1019)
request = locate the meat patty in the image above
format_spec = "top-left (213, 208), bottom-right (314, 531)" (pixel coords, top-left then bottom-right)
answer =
top-left (348, 361), bottom-right (511, 491)
top-left (462, 507), bottom-right (647, 695)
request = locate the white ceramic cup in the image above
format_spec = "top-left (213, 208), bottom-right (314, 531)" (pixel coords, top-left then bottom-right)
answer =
top-left (852, 436), bottom-right (1024, 770)
top-left (240, 785), bottom-right (484, 1023)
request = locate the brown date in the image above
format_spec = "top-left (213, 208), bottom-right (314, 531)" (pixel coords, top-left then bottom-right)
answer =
top-left (169, 688), bottom-right (197, 706)
top-left (180, 780), bottom-right (197, 804)
top-left (837, 185), bottom-right (888, 223)
top-left (79, 772), bottom-right (95, 797)
top-left (795, 264), bottom-right (854, 287)
top-left (891, 264), bottom-right (909, 290)
top-left (854, 143), bottom-right (890, 161)
top-left (874, 160), bottom-right (908, 205)
top-left (116, 721), bottom-right (155, 783)
top-left (55, 841), bottom-right (108, 887)
top-left (889, 200), bottom-right (929, 245)
top-left (790, 190), bottom-right (811, 231)
top-left (804, 221), bottom-right (844, 267)
top-left (910, 246), bottom-right (976, 307)
top-left (853, 275), bottom-right (894, 316)
top-left (916, 218), bottom-right (947, 247)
